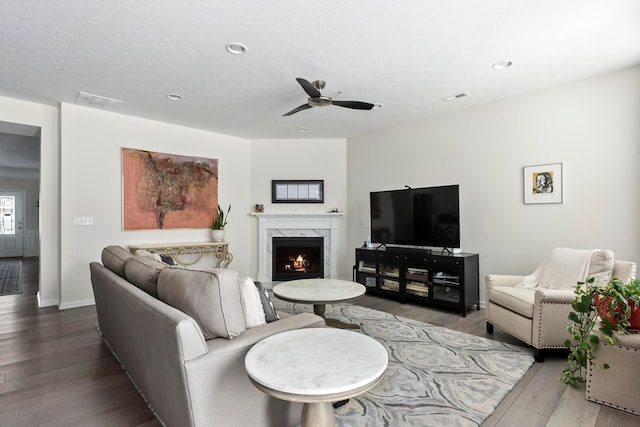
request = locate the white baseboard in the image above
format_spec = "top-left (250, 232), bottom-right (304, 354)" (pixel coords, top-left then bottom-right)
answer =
top-left (59, 298), bottom-right (96, 310)
top-left (37, 292), bottom-right (58, 308)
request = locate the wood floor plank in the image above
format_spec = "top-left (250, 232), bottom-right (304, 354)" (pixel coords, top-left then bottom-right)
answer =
top-left (596, 405), bottom-right (640, 426)
top-left (493, 404), bottom-right (547, 427)
top-left (509, 359), bottom-right (568, 418)
top-left (545, 383), bottom-right (600, 427)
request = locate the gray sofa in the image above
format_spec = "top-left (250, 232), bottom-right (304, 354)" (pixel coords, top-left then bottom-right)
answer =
top-left (90, 245), bottom-right (325, 427)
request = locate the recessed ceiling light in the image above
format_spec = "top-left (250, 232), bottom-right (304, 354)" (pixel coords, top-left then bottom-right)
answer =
top-left (226, 43), bottom-right (247, 55)
top-left (373, 103), bottom-right (384, 109)
top-left (492, 60), bottom-right (513, 70)
top-left (167, 93), bottom-right (183, 101)
top-left (441, 92), bottom-right (470, 102)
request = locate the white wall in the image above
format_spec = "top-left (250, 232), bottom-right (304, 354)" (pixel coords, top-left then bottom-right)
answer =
top-left (347, 67), bottom-right (640, 304)
top-left (249, 139), bottom-right (348, 278)
top-left (0, 95), bottom-right (59, 306)
top-left (59, 103), bottom-right (251, 307)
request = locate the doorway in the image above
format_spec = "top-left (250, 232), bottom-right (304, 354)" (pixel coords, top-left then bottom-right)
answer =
top-left (0, 121), bottom-right (41, 304)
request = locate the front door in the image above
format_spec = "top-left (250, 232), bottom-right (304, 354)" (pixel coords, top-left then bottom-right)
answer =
top-left (0, 190), bottom-right (24, 258)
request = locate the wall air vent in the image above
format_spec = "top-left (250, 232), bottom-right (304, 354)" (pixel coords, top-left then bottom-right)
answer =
top-left (75, 92), bottom-right (123, 108)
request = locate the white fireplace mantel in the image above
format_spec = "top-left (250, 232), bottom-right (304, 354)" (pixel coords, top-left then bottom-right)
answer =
top-left (252, 212), bottom-right (343, 282)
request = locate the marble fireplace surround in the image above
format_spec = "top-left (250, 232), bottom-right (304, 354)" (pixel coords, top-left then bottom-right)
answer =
top-left (253, 212), bottom-right (343, 282)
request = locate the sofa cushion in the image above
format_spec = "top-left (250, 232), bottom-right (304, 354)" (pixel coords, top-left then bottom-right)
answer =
top-left (102, 245), bottom-right (133, 278)
top-left (157, 268), bottom-right (247, 340)
top-left (239, 277), bottom-right (267, 328)
top-left (489, 286), bottom-right (536, 318)
top-left (255, 281), bottom-right (279, 323)
top-left (125, 255), bottom-right (168, 297)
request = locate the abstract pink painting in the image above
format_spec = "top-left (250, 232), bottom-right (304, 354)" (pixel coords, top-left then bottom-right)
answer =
top-left (122, 148), bottom-right (218, 230)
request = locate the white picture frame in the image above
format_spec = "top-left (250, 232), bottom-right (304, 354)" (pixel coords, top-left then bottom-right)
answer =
top-left (523, 163), bottom-right (563, 204)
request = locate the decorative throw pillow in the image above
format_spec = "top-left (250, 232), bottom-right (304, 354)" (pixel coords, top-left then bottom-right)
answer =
top-left (134, 249), bottom-right (163, 263)
top-left (101, 245), bottom-right (133, 278)
top-left (239, 277), bottom-right (267, 328)
top-left (160, 255), bottom-right (176, 265)
top-left (125, 255), bottom-right (168, 297)
top-left (157, 268), bottom-right (246, 340)
top-left (254, 281), bottom-right (279, 323)
top-left (588, 249), bottom-right (615, 285)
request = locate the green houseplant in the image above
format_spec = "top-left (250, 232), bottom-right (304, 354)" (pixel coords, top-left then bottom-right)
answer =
top-left (212, 204), bottom-right (230, 230)
top-left (211, 204), bottom-right (230, 242)
top-left (560, 277), bottom-right (640, 385)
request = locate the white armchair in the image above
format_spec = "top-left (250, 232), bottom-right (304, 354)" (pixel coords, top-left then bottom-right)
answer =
top-left (485, 249), bottom-right (636, 362)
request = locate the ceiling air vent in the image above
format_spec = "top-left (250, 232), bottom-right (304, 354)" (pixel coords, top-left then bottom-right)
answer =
top-left (75, 92), bottom-right (123, 108)
top-left (441, 92), bottom-right (470, 102)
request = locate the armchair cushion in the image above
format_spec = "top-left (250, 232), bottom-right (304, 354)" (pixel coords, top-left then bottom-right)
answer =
top-left (489, 286), bottom-right (536, 318)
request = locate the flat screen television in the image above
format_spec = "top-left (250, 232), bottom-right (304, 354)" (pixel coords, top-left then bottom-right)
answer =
top-left (370, 184), bottom-right (460, 249)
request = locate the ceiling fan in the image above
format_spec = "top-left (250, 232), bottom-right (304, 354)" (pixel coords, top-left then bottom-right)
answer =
top-left (282, 78), bottom-right (375, 116)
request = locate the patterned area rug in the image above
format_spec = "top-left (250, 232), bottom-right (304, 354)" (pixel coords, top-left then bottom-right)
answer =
top-left (271, 297), bottom-right (534, 427)
top-left (0, 260), bottom-right (22, 296)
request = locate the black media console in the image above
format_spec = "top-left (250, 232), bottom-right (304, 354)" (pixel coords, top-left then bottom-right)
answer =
top-left (355, 247), bottom-right (479, 316)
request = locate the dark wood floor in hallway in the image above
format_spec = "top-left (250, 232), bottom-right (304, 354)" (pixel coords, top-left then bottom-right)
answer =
top-left (0, 258), bottom-right (637, 426)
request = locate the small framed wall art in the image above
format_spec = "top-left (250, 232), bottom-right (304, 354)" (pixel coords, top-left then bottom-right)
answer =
top-left (523, 163), bottom-right (563, 204)
top-left (272, 180), bottom-right (324, 203)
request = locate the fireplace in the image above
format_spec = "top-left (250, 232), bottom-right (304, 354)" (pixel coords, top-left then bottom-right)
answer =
top-left (253, 212), bottom-right (342, 282)
top-left (272, 237), bottom-right (324, 281)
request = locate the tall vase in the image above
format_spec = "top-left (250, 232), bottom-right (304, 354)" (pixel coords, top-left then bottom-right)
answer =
top-left (211, 229), bottom-right (225, 242)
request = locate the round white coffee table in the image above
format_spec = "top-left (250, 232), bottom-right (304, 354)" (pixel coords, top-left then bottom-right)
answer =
top-left (245, 328), bottom-right (388, 427)
top-left (273, 278), bottom-right (366, 329)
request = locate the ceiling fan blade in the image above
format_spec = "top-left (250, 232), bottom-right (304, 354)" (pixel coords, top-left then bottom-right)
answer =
top-left (282, 103), bottom-right (313, 116)
top-left (296, 78), bottom-right (321, 98)
top-left (332, 100), bottom-right (375, 110)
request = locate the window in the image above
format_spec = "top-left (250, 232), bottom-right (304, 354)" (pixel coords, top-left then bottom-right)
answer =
top-left (0, 196), bottom-right (15, 235)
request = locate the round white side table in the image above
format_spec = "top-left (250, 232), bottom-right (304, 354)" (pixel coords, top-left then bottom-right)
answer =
top-left (245, 328), bottom-right (388, 427)
top-left (273, 278), bottom-right (366, 328)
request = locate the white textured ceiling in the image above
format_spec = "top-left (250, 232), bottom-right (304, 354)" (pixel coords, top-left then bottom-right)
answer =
top-left (0, 0), bottom-right (639, 140)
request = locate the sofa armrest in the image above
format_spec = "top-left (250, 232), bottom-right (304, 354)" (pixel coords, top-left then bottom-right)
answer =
top-left (183, 312), bottom-right (325, 427)
top-left (485, 274), bottom-right (525, 288)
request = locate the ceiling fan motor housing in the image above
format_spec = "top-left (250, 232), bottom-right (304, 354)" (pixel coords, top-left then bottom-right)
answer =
top-left (282, 77), bottom-right (374, 116)
top-left (308, 96), bottom-right (332, 107)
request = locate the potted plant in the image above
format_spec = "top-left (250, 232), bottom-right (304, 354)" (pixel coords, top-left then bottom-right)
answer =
top-left (211, 204), bottom-right (230, 242)
top-left (560, 276), bottom-right (640, 385)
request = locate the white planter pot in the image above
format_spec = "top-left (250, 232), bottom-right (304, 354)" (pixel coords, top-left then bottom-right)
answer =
top-left (211, 229), bottom-right (225, 242)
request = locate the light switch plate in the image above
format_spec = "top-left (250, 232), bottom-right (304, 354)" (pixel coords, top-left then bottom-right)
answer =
top-left (74, 216), bottom-right (93, 226)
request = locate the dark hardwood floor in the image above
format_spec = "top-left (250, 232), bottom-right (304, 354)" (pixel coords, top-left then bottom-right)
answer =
top-left (0, 258), bottom-right (637, 426)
